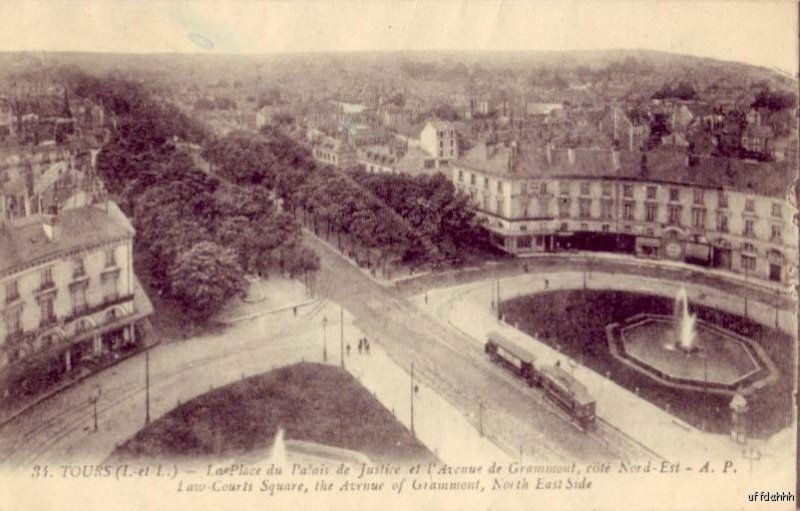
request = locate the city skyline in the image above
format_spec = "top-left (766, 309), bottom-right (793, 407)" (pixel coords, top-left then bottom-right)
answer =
top-left (0, 1), bottom-right (797, 76)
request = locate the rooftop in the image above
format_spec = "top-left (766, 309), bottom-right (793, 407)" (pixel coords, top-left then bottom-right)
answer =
top-left (0, 201), bottom-right (134, 276)
top-left (455, 141), bottom-right (796, 198)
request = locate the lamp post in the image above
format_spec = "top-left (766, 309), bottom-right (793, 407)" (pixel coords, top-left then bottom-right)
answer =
top-left (743, 262), bottom-right (749, 318)
top-left (322, 315), bottom-right (328, 362)
top-left (774, 289), bottom-right (780, 329)
top-left (88, 384), bottom-right (102, 433)
top-left (145, 348), bottom-right (150, 425)
top-left (340, 306), bottom-right (344, 369)
top-left (479, 402), bottom-right (484, 437)
top-left (410, 362), bottom-right (419, 436)
top-left (702, 355), bottom-right (708, 432)
top-left (496, 279), bottom-right (502, 321)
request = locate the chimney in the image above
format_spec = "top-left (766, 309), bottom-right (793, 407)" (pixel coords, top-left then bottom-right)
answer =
top-left (509, 141), bottom-right (518, 172)
top-left (42, 213), bottom-right (61, 242)
top-left (567, 147), bottom-right (575, 165)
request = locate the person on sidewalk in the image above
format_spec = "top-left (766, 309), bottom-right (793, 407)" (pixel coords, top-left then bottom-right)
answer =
top-left (544, 279), bottom-right (549, 289)
top-left (347, 344), bottom-right (351, 356)
top-left (358, 339), bottom-right (363, 355)
top-left (365, 339), bottom-right (370, 355)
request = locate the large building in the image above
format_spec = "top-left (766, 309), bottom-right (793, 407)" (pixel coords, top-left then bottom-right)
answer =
top-left (1, 144), bottom-right (98, 220)
top-left (309, 132), bottom-right (356, 168)
top-left (453, 141), bottom-right (798, 284)
top-left (419, 120), bottom-right (458, 167)
top-left (0, 202), bottom-right (153, 401)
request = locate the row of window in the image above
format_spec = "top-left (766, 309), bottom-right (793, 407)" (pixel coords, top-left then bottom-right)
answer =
top-left (489, 192), bottom-right (784, 243)
top-left (4, 248), bottom-right (117, 304)
top-left (5, 273), bottom-right (120, 336)
top-left (552, 199), bottom-right (782, 241)
top-left (457, 171), bottom-right (784, 218)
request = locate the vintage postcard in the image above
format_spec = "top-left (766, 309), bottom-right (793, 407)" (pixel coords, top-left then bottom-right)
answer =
top-left (0, 1), bottom-right (797, 510)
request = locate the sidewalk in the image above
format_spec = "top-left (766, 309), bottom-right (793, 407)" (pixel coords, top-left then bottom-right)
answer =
top-left (305, 228), bottom-right (797, 304)
top-left (213, 277), bottom-right (316, 323)
top-left (413, 273), bottom-right (795, 481)
top-left (315, 301), bottom-right (510, 464)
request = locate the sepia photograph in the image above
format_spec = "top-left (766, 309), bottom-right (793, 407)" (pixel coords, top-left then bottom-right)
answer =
top-left (0, 1), bottom-right (797, 509)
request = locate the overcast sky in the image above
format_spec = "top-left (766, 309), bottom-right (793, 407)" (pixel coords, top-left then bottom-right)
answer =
top-left (1, 0), bottom-right (797, 75)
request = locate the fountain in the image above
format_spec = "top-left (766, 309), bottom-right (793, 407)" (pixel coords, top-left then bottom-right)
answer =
top-left (270, 427), bottom-right (287, 465)
top-left (667, 288), bottom-right (699, 354)
top-left (606, 288), bottom-right (777, 396)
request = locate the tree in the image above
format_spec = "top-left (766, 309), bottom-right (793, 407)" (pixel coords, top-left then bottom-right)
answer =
top-left (752, 88), bottom-right (796, 112)
top-left (647, 113), bottom-right (671, 149)
top-left (169, 242), bottom-right (247, 321)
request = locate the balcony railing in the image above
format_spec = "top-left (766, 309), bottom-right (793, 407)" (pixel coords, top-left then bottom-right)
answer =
top-left (36, 280), bottom-right (56, 293)
top-left (62, 293), bottom-right (134, 324)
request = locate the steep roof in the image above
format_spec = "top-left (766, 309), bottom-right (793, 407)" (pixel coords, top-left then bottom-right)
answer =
top-left (0, 201), bottom-right (134, 275)
top-left (456, 142), bottom-right (795, 198)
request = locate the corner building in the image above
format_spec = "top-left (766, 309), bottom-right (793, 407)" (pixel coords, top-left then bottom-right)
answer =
top-left (452, 142), bottom-right (797, 285)
top-left (0, 201), bottom-right (153, 401)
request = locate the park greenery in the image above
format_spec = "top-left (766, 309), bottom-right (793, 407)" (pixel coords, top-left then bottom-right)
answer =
top-left (68, 70), bottom-right (488, 316)
top-left (70, 73), bottom-right (316, 321)
top-left (111, 363), bottom-right (434, 462)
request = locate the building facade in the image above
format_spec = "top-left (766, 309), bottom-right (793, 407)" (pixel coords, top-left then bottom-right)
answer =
top-left (453, 142), bottom-right (798, 284)
top-left (0, 202), bottom-right (153, 401)
top-left (419, 120), bottom-right (458, 167)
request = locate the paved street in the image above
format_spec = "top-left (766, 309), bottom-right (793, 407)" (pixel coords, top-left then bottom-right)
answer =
top-left (306, 233), bottom-right (644, 462)
top-left (0, 238), bottom-right (794, 472)
top-left (0, 279), bottom-right (319, 469)
top-left (415, 272), bottom-right (795, 478)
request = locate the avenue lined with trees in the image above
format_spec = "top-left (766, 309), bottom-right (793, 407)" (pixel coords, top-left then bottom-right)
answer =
top-left (66, 71), bottom-right (485, 320)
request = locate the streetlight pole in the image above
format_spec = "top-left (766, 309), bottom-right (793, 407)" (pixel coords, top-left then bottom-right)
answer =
top-left (479, 402), bottom-right (484, 437)
top-left (703, 356), bottom-right (708, 432)
top-left (410, 362), bottom-right (416, 436)
top-left (744, 263), bottom-right (749, 318)
top-left (322, 316), bottom-right (328, 362)
top-left (145, 348), bottom-right (150, 425)
top-left (496, 279), bottom-right (501, 321)
top-left (340, 306), bottom-right (344, 369)
top-left (88, 384), bottom-right (102, 433)
top-left (774, 289), bottom-right (779, 329)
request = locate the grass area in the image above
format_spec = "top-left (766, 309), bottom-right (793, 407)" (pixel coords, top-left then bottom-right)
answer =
top-left (110, 362), bottom-right (435, 463)
top-left (502, 290), bottom-right (794, 438)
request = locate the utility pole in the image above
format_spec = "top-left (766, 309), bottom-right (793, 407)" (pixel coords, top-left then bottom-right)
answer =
top-left (479, 402), bottom-right (484, 437)
top-left (340, 306), bottom-right (344, 369)
top-left (496, 279), bottom-right (501, 321)
top-left (703, 356), bottom-right (708, 432)
top-left (774, 289), bottom-right (780, 329)
top-left (145, 349), bottom-right (150, 425)
top-left (743, 263), bottom-right (749, 318)
top-left (410, 362), bottom-right (416, 436)
top-left (88, 385), bottom-right (102, 433)
top-left (322, 316), bottom-right (328, 362)
top-left (409, 362), bottom-right (420, 437)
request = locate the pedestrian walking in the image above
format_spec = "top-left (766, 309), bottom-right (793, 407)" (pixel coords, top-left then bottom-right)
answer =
top-left (544, 278), bottom-right (549, 289)
top-left (293, 306), bottom-right (297, 317)
top-left (365, 339), bottom-right (370, 355)
top-left (346, 344), bottom-right (351, 356)
top-left (358, 338), bottom-right (363, 355)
